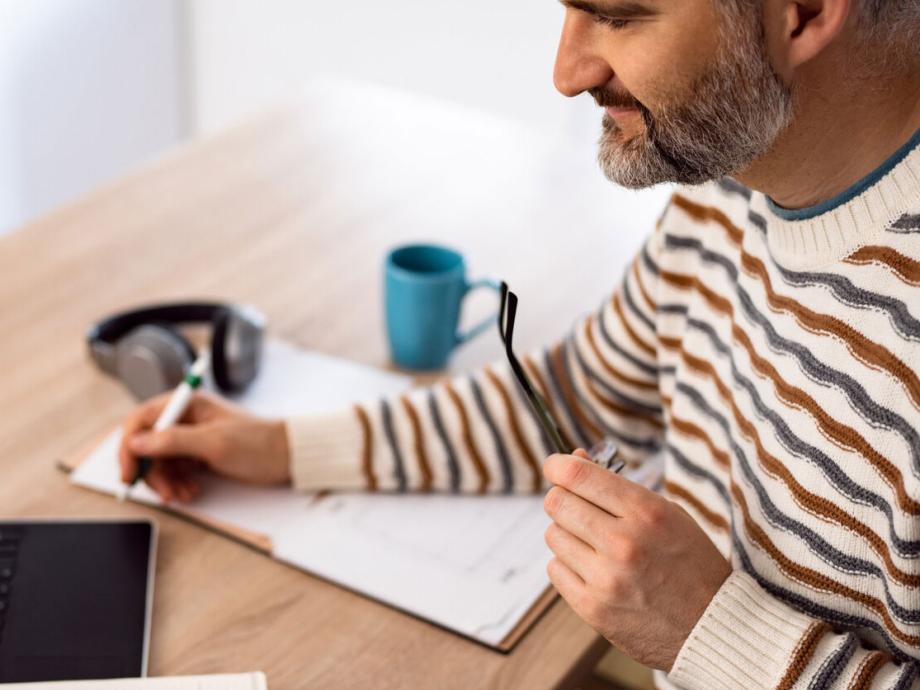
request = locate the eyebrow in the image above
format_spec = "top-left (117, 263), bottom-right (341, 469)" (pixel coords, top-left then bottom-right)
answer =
top-left (559, 0), bottom-right (658, 19)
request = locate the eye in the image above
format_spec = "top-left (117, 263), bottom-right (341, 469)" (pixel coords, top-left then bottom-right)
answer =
top-left (592, 15), bottom-right (632, 30)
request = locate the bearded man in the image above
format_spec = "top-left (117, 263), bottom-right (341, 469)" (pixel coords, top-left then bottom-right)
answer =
top-left (118, 1), bottom-right (920, 688)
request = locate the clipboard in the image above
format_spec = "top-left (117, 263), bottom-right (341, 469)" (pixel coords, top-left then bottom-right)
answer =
top-left (58, 427), bottom-right (559, 653)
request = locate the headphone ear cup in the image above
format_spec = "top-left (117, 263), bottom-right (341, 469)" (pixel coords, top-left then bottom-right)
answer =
top-left (114, 324), bottom-right (195, 400)
top-left (211, 307), bottom-right (264, 393)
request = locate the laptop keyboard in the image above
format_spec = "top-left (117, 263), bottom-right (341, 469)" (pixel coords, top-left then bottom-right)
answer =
top-left (0, 525), bottom-right (23, 644)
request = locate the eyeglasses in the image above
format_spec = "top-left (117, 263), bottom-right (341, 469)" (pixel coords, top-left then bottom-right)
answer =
top-left (497, 281), bottom-right (624, 473)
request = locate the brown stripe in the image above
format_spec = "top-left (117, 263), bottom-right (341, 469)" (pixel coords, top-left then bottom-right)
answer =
top-left (523, 354), bottom-right (561, 418)
top-left (400, 395), bottom-right (433, 492)
top-left (550, 344), bottom-right (603, 441)
top-left (523, 354), bottom-right (577, 452)
top-left (673, 193), bottom-right (920, 412)
top-left (775, 621), bottom-right (832, 690)
top-left (663, 479), bottom-right (729, 532)
top-left (732, 481), bottom-right (920, 647)
top-left (612, 292), bottom-right (657, 357)
top-left (353, 404), bottom-right (377, 492)
top-left (583, 375), bottom-right (665, 429)
top-left (484, 366), bottom-right (543, 493)
top-left (850, 650), bottom-right (890, 690)
top-left (847, 245), bottom-right (920, 287)
top-left (443, 381), bottom-right (490, 494)
top-left (632, 256), bottom-right (657, 312)
top-left (658, 268), bottom-right (920, 517)
top-left (668, 414), bottom-right (731, 470)
top-left (583, 316), bottom-right (659, 392)
top-left (666, 340), bottom-right (920, 586)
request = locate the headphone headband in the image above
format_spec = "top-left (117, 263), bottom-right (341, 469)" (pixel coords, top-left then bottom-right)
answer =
top-left (87, 302), bottom-right (231, 345)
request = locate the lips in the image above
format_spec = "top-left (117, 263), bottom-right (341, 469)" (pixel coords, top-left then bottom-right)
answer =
top-left (605, 105), bottom-right (639, 118)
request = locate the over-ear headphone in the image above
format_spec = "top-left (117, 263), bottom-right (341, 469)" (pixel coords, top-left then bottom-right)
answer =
top-left (86, 302), bottom-right (266, 400)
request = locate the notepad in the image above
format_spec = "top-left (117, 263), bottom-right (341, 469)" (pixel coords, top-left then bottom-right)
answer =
top-left (64, 339), bottom-right (661, 650)
top-left (2, 672), bottom-right (267, 689)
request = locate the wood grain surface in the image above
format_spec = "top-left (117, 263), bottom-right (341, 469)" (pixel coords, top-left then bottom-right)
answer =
top-left (0, 81), bottom-right (668, 689)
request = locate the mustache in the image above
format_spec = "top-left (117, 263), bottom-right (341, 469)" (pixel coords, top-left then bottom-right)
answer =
top-left (589, 86), bottom-right (642, 110)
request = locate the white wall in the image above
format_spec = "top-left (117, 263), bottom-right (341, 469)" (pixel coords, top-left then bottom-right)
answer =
top-left (187, 0), bottom-right (596, 144)
top-left (0, 0), bottom-right (184, 235)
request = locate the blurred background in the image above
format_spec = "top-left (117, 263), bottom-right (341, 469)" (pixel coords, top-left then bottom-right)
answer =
top-left (0, 0), bottom-right (609, 236)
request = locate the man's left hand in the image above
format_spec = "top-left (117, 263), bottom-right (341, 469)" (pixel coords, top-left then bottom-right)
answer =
top-left (543, 450), bottom-right (731, 671)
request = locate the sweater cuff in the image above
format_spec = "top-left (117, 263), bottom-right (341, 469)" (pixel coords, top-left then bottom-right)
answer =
top-left (284, 408), bottom-right (367, 492)
top-left (668, 570), bottom-right (815, 690)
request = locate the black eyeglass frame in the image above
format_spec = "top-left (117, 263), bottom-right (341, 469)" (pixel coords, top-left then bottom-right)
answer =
top-left (497, 282), bottom-right (572, 455)
top-left (497, 281), bottom-right (625, 473)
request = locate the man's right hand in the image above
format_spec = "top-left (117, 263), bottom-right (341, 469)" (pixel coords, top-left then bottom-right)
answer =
top-left (117, 390), bottom-right (291, 503)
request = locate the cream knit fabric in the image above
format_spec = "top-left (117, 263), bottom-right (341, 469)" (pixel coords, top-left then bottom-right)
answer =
top-left (286, 133), bottom-right (920, 689)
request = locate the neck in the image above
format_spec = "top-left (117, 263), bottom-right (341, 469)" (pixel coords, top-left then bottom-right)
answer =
top-left (736, 63), bottom-right (920, 210)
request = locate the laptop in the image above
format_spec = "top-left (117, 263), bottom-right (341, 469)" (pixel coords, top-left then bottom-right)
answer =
top-left (0, 519), bottom-right (156, 683)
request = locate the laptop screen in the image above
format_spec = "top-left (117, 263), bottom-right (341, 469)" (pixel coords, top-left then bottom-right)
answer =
top-left (0, 520), bottom-right (154, 682)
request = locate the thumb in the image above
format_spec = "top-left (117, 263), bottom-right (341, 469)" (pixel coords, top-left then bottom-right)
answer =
top-left (128, 425), bottom-right (212, 460)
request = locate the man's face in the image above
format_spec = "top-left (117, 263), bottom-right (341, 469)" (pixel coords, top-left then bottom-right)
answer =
top-left (555, 0), bottom-right (795, 188)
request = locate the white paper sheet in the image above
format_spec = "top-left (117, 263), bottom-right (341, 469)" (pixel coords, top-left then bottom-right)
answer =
top-left (3, 673), bottom-right (266, 690)
top-left (71, 339), bottom-right (556, 647)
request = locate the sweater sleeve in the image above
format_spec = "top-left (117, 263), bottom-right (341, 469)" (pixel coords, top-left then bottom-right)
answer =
top-left (668, 570), bottom-right (920, 690)
top-left (285, 229), bottom-right (666, 494)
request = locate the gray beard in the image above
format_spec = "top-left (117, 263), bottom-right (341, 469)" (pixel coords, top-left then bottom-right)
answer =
top-left (597, 15), bottom-right (795, 189)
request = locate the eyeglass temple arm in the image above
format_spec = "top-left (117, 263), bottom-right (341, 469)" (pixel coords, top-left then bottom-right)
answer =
top-left (499, 285), bottom-right (571, 454)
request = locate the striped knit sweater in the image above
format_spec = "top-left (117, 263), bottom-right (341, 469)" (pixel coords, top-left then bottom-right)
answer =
top-left (285, 129), bottom-right (920, 690)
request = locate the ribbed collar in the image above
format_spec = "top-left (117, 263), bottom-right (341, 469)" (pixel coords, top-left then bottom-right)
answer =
top-left (755, 127), bottom-right (920, 271)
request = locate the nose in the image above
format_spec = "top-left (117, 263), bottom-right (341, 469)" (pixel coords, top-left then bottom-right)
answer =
top-left (553, 10), bottom-right (614, 98)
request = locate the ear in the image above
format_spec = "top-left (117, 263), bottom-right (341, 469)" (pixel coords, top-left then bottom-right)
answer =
top-left (765, 0), bottom-right (852, 78)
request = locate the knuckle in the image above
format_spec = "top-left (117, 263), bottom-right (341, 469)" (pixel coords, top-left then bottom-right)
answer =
top-left (639, 501), bottom-right (667, 528)
top-left (560, 458), bottom-right (590, 487)
top-left (612, 536), bottom-right (641, 566)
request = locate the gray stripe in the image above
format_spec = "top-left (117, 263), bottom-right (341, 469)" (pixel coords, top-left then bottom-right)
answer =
top-left (679, 380), bottom-right (920, 625)
top-left (641, 238), bottom-right (660, 276)
top-left (678, 311), bottom-right (920, 557)
top-left (563, 336), bottom-right (662, 453)
top-left (807, 632), bottom-right (858, 690)
top-left (598, 302), bottom-right (660, 377)
top-left (733, 533), bottom-right (913, 664)
top-left (469, 376), bottom-right (514, 494)
top-left (569, 329), bottom-right (664, 417)
top-left (542, 348), bottom-right (592, 449)
top-left (666, 443), bottom-right (732, 509)
top-left (670, 231), bottom-right (920, 343)
top-left (663, 232), bottom-right (920, 480)
top-left (427, 390), bottom-right (461, 493)
top-left (890, 213), bottom-right (920, 233)
top-left (622, 278), bottom-right (656, 333)
top-left (748, 209), bottom-right (768, 233)
top-left (717, 177), bottom-right (752, 200)
top-left (891, 660), bottom-right (919, 690)
top-left (380, 399), bottom-right (407, 492)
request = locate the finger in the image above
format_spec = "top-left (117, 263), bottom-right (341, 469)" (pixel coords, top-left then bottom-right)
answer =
top-left (143, 463), bottom-right (177, 503)
top-left (119, 393), bottom-right (173, 483)
top-left (547, 556), bottom-right (585, 610)
top-left (543, 453), bottom-right (646, 515)
top-left (544, 485), bottom-right (618, 551)
top-left (128, 424), bottom-right (214, 462)
top-left (544, 522), bottom-right (594, 581)
top-left (573, 448), bottom-right (591, 460)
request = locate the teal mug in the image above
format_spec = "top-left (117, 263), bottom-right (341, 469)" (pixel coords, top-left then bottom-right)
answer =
top-left (385, 243), bottom-right (501, 370)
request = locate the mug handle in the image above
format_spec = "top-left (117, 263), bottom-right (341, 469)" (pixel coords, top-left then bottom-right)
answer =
top-left (455, 278), bottom-right (503, 345)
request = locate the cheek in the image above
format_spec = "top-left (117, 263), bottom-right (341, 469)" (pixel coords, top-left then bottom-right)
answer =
top-left (608, 23), bottom-right (722, 112)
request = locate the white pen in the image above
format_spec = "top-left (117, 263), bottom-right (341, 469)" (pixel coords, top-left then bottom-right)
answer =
top-left (118, 350), bottom-right (211, 502)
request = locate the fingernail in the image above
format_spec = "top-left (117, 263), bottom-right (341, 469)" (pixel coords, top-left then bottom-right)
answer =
top-left (129, 433), bottom-right (149, 452)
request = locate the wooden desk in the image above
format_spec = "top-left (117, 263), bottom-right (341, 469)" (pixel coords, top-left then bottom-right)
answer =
top-left (0, 82), bottom-right (669, 689)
